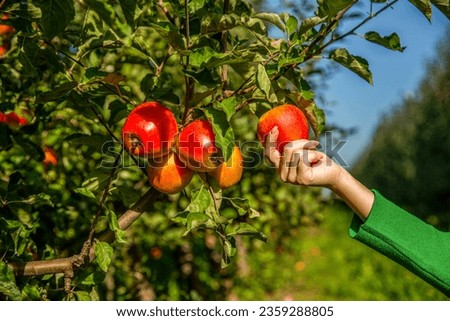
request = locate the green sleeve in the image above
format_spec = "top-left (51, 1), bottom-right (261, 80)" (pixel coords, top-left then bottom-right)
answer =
top-left (349, 190), bottom-right (450, 296)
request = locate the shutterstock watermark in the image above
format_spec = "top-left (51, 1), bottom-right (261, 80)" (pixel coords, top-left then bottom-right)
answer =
top-left (99, 131), bottom-right (349, 170)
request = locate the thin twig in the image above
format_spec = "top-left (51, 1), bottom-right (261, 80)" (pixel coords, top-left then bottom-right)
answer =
top-left (157, 0), bottom-right (176, 25)
top-left (182, 0), bottom-right (193, 123)
top-left (44, 40), bottom-right (85, 68)
top-left (100, 81), bottom-right (137, 107)
top-left (301, 1), bottom-right (357, 60)
top-left (311, 0), bottom-right (400, 57)
top-left (72, 150), bottom-right (123, 268)
top-left (8, 188), bottom-right (160, 278)
top-left (220, 0), bottom-right (230, 91)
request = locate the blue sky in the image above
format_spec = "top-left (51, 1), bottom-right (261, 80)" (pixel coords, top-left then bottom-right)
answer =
top-left (268, 1), bottom-right (449, 167)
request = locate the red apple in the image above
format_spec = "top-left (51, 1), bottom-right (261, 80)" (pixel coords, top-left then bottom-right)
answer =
top-left (122, 102), bottom-right (178, 158)
top-left (257, 104), bottom-right (309, 153)
top-left (177, 119), bottom-right (221, 172)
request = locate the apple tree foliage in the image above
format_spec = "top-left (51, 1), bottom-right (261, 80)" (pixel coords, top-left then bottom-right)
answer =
top-left (0, 0), bottom-right (447, 300)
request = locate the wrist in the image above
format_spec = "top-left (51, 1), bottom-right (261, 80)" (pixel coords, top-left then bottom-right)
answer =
top-left (329, 168), bottom-right (374, 221)
top-left (328, 163), bottom-right (347, 193)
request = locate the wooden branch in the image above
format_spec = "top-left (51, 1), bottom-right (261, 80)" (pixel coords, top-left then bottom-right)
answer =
top-left (8, 187), bottom-right (161, 278)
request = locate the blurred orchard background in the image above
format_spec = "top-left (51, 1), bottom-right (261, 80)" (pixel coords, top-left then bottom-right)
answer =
top-left (0, 0), bottom-right (449, 301)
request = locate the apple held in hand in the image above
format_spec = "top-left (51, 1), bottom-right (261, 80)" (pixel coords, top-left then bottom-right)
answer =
top-left (147, 152), bottom-right (194, 194)
top-left (122, 102), bottom-right (178, 158)
top-left (209, 146), bottom-right (243, 189)
top-left (257, 104), bottom-right (309, 153)
top-left (177, 119), bottom-right (221, 172)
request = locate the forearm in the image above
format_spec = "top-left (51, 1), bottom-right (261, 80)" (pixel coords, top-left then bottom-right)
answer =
top-left (330, 168), bottom-right (374, 221)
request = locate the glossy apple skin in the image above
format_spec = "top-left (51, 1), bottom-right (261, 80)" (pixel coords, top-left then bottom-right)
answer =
top-left (257, 104), bottom-right (309, 153)
top-left (177, 119), bottom-right (221, 172)
top-left (122, 102), bottom-right (178, 158)
top-left (147, 152), bottom-right (193, 194)
top-left (209, 146), bottom-right (243, 189)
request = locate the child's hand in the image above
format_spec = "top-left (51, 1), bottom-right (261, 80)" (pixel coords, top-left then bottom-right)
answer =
top-left (264, 126), bottom-right (343, 189)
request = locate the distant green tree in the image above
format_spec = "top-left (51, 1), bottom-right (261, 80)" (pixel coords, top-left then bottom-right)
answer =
top-left (352, 36), bottom-right (450, 229)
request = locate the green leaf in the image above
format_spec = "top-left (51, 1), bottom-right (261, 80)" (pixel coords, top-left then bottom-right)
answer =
top-left (287, 91), bottom-right (326, 137)
top-left (201, 13), bottom-right (240, 33)
top-left (216, 97), bottom-right (238, 121)
top-left (85, 0), bottom-right (131, 37)
top-left (329, 48), bottom-right (373, 84)
top-left (0, 261), bottom-right (21, 301)
top-left (173, 186), bottom-right (218, 234)
top-left (184, 68), bottom-right (219, 89)
top-left (13, 136), bottom-right (45, 161)
top-left (107, 100), bottom-right (129, 126)
top-left (298, 16), bottom-right (326, 35)
top-left (184, 212), bottom-right (216, 235)
top-left (204, 107), bottom-right (235, 162)
top-left (106, 208), bottom-right (127, 244)
top-left (364, 31), bottom-right (406, 52)
top-left (221, 237), bottom-right (236, 268)
top-left (7, 172), bottom-right (23, 195)
top-left (408, 0), bottom-right (432, 21)
top-left (65, 133), bottom-right (109, 149)
top-left (80, 167), bottom-right (113, 194)
top-left (189, 0), bottom-right (207, 13)
top-left (228, 222), bottom-right (267, 242)
top-left (430, 0), bottom-right (450, 19)
top-left (74, 291), bottom-right (92, 301)
top-left (21, 284), bottom-right (42, 300)
top-left (23, 193), bottom-right (54, 207)
top-left (173, 187), bottom-right (211, 222)
top-left (223, 197), bottom-right (260, 218)
top-left (149, 22), bottom-right (187, 54)
top-left (256, 64), bottom-right (277, 103)
top-left (189, 47), bottom-right (225, 68)
top-left (317, 0), bottom-right (356, 18)
top-left (37, 81), bottom-right (78, 103)
top-left (118, 0), bottom-right (136, 28)
top-left (189, 47), bottom-right (243, 69)
top-left (95, 241), bottom-right (114, 272)
top-left (242, 16), bottom-right (266, 35)
top-left (0, 218), bottom-right (31, 256)
top-left (39, 0), bottom-right (75, 38)
top-left (74, 187), bottom-right (97, 200)
top-left (253, 12), bottom-right (286, 32)
top-left (284, 14), bottom-right (298, 35)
